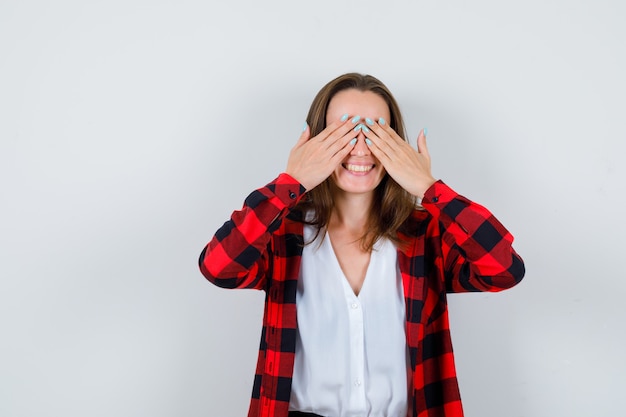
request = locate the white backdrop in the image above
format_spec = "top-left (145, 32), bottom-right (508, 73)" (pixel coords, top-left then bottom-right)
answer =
top-left (1, 0), bottom-right (625, 416)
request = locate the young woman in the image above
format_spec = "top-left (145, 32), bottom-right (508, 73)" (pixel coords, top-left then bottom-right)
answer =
top-left (199, 73), bottom-right (525, 417)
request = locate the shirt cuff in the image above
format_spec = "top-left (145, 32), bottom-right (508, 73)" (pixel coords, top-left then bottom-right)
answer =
top-left (270, 172), bottom-right (307, 208)
top-left (420, 180), bottom-right (460, 217)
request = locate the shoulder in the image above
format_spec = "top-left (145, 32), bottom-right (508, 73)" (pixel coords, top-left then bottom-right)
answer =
top-left (397, 207), bottom-right (434, 240)
top-left (408, 206), bottom-right (433, 226)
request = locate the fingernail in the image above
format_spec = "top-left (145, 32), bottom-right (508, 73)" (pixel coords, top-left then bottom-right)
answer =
top-left (361, 125), bottom-right (370, 133)
top-left (365, 138), bottom-right (372, 146)
top-left (353, 123), bottom-right (364, 132)
top-left (302, 122), bottom-right (308, 132)
top-left (349, 138), bottom-right (357, 146)
top-left (365, 117), bottom-right (374, 126)
top-left (378, 117), bottom-right (386, 125)
top-left (351, 115), bottom-right (361, 124)
top-left (423, 127), bottom-right (428, 136)
top-left (340, 114), bottom-right (349, 122)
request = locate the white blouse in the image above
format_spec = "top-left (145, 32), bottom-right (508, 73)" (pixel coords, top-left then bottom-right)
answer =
top-left (289, 224), bottom-right (409, 417)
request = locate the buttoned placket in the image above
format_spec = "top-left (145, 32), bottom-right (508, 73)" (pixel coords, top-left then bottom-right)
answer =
top-left (343, 283), bottom-right (367, 415)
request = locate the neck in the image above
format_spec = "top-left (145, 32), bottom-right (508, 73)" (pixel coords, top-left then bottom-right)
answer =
top-left (329, 189), bottom-right (374, 234)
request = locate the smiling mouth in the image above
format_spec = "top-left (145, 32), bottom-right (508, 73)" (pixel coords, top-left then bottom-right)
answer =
top-left (343, 163), bottom-right (374, 173)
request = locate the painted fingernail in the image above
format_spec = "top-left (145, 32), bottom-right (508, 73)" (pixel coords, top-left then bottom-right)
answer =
top-left (365, 138), bottom-right (372, 146)
top-left (351, 115), bottom-right (361, 124)
top-left (340, 113), bottom-right (349, 122)
top-left (423, 127), bottom-right (428, 136)
top-left (365, 117), bottom-right (374, 126)
top-left (378, 117), bottom-right (386, 125)
top-left (349, 138), bottom-right (357, 146)
top-left (353, 123), bottom-right (364, 132)
top-left (361, 125), bottom-right (370, 133)
top-left (302, 122), bottom-right (308, 132)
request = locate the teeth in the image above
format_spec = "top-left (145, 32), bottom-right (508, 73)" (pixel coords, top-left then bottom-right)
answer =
top-left (345, 164), bottom-right (373, 172)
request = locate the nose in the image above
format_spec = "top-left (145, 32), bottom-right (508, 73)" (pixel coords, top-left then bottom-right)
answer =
top-left (350, 129), bottom-right (371, 156)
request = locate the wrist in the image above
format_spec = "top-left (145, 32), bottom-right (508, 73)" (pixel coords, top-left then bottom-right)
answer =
top-left (284, 170), bottom-right (310, 191)
top-left (413, 177), bottom-right (437, 199)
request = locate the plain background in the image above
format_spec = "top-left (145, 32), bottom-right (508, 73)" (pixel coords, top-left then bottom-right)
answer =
top-left (1, 0), bottom-right (624, 416)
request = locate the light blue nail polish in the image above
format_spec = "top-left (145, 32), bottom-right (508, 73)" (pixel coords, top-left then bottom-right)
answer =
top-left (365, 118), bottom-right (374, 126)
top-left (341, 114), bottom-right (349, 122)
top-left (353, 123), bottom-right (364, 132)
top-left (302, 122), bottom-right (308, 132)
top-left (351, 115), bottom-right (361, 124)
top-left (361, 125), bottom-right (370, 133)
top-left (378, 117), bottom-right (386, 125)
top-left (365, 138), bottom-right (372, 146)
top-left (349, 138), bottom-right (357, 146)
top-left (423, 127), bottom-right (429, 136)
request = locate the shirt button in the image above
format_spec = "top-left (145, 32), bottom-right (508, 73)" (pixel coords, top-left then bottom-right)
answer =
top-left (351, 303), bottom-right (358, 309)
top-left (289, 191), bottom-right (297, 199)
top-left (432, 196), bottom-right (439, 203)
top-left (355, 379), bottom-right (362, 386)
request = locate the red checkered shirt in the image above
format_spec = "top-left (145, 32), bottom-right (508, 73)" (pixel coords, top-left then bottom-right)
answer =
top-left (199, 173), bottom-right (525, 417)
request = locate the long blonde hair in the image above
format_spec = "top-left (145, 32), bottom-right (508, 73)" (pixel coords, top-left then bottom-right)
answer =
top-left (295, 73), bottom-right (417, 251)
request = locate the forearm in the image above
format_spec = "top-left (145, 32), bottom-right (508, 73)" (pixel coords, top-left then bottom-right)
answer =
top-left (198, 173), bottom-right (306, 289)
top-left (421, 181), bottom-right (525, 292)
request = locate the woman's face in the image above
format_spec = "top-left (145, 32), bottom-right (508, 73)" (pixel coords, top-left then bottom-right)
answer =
top-left (325, 89), bottom-right (390, 197)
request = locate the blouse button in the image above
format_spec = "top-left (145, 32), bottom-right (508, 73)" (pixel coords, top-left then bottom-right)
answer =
top-left (289, 191), bottom-right (297, 199)
top-left (432, 196), bottom-right (439, 203)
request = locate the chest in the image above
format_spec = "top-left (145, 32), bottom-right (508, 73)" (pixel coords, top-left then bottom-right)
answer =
top-left (301, 225), bottom-right (402, 297)
top-left (329, 236), bottom-right (371, 295)
top-left (270, 216), bottom-right (439, 328)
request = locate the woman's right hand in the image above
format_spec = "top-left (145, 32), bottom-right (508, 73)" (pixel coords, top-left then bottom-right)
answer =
top-left (286, 116), bottom-right (358, 191)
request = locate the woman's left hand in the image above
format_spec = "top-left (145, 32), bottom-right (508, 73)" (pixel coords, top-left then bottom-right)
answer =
top-left (364, 121), bottom-right (437, 198)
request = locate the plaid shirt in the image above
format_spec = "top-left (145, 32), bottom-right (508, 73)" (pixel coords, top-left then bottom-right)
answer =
top-left (199, 173), bottom-right (524, 417)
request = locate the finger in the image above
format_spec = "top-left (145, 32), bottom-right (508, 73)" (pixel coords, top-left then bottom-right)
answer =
top-left (316, 121), bottom-right (358, 155)
top-left (417, 128), bottom-right (430, 157)
top-left (329, 134), bottom-right (358, 165)
top-left (314, 119), bottom-right (344, 141)
top-left (367, 121), bottom-right (414, 162)
top-left (363, 134), bottom-right (393, 166)
top-left (294, 122), bottom-right (311, 147)
top-left (314, 114), bottom-right (359, 143)
top-left (370, 117), bottom-right (405, 146)
top-left (365, 125), bottom-right (400, 162)
top-left (328, 130), bottom-right (358, 158)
